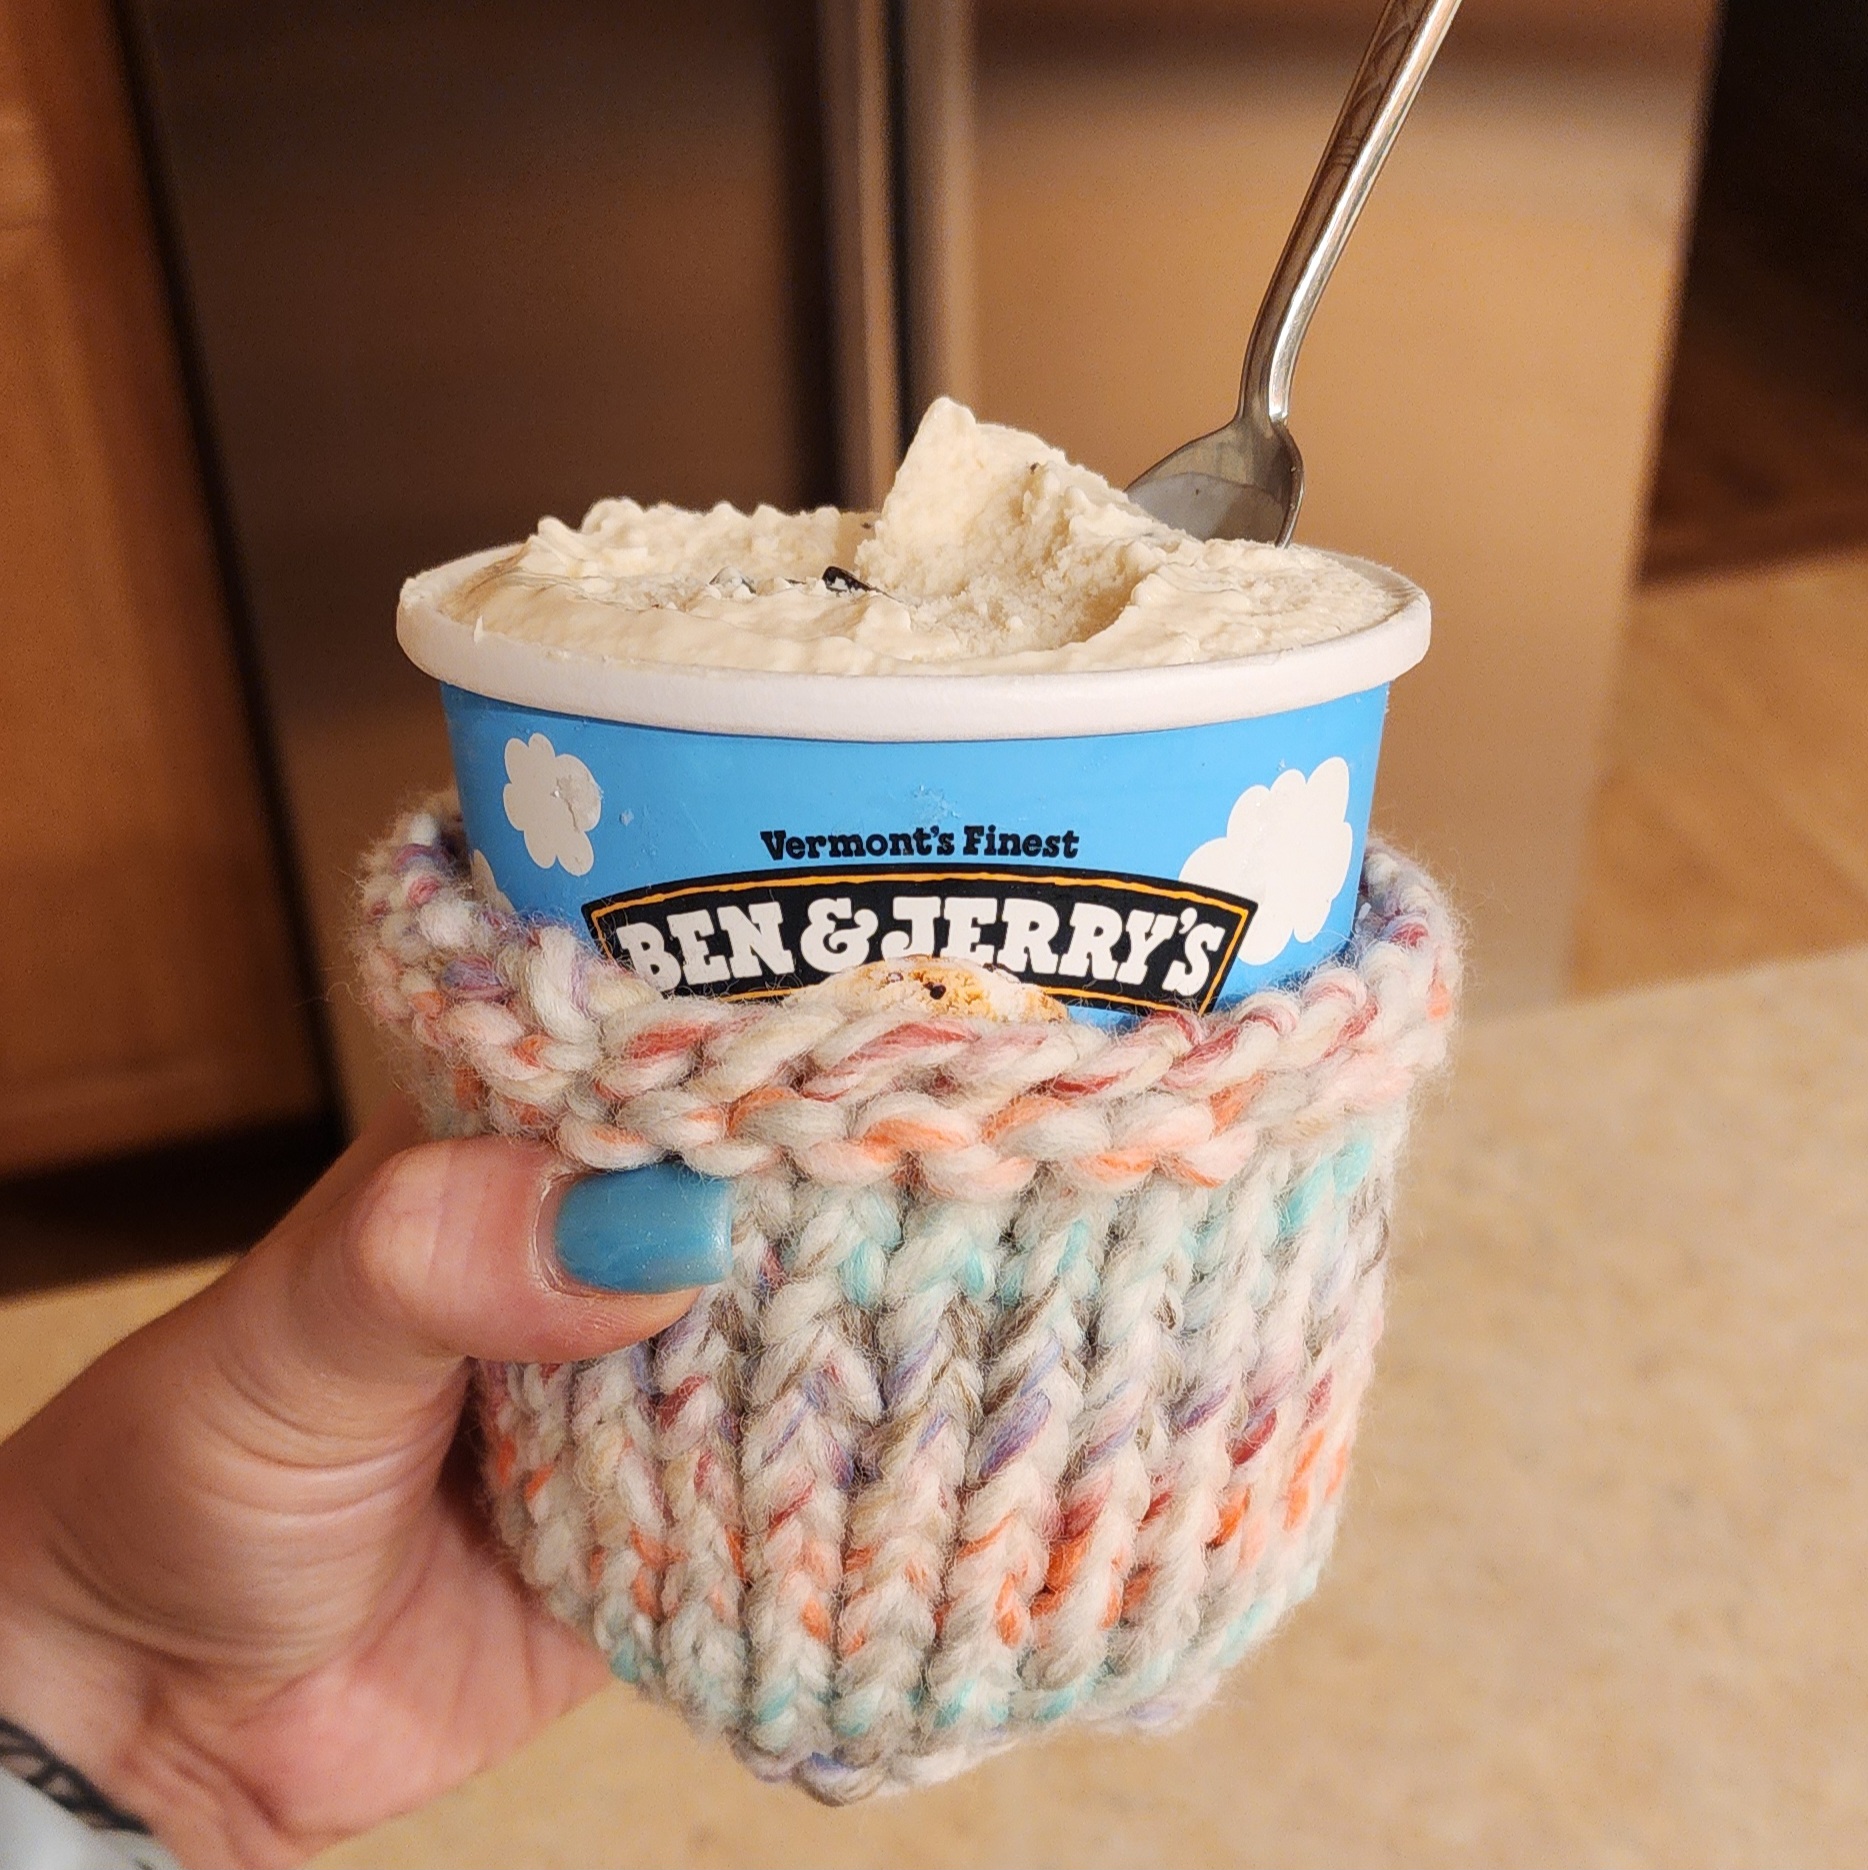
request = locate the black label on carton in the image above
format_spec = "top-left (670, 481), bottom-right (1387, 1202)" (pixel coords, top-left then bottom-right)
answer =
top-left (583, 865), bottom-right (1255, 1015)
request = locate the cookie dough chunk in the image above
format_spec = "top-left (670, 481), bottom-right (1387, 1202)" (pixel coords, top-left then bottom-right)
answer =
top-left (793, 956), bottom-right (1067, 1023)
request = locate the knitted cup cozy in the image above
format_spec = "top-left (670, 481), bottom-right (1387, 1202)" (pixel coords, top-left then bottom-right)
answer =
top-left (356, 796), bottom-right (1459, 1802)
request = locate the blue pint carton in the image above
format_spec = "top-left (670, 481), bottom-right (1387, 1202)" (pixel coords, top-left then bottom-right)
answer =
top-left (400, 548), bottom-right (1428, 1023)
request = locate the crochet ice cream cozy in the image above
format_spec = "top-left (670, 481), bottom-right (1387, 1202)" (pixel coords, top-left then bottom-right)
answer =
top-left (357, 798), bottom-right (1459, 1802)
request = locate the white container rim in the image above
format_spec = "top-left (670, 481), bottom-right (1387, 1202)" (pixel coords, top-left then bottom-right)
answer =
top-left (399, 545), bottom-right (1430, 743)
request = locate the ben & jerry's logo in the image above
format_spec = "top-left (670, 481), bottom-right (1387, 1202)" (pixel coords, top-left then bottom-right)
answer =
top-left (584, 857), bottom-right (1255, 1015)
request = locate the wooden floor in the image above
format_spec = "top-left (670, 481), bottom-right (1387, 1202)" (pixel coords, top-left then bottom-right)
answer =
top-left (1573, 551), bottom-right (1868, 996)
top-left (1574, 200), bottom-right (1868, 1000)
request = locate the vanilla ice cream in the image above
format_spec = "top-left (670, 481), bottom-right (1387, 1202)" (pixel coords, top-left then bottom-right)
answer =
top-left (435, 399), bottom-right (1400, 676)
top-left (403, 399), bottom-right (1432, 1014)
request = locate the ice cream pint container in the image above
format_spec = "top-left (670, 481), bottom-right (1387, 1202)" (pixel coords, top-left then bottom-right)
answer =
top-left (399, 548), bottom-right (1429, 1024)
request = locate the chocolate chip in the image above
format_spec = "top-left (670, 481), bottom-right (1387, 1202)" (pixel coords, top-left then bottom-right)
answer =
top-left (822, 565), bottom-right (874, 593)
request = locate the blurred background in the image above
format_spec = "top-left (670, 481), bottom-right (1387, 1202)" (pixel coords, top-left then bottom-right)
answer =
top-left (4, 2), bottom-right (1867, 1861)
top-left (8, 0), bottom-right (1867, 1274)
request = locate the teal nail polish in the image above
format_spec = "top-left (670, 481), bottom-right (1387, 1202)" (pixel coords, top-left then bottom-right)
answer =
top-left (552, 1163), bottom-right (734, 1293)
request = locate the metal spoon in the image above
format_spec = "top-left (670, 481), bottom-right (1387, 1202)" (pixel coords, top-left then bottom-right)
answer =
top-left (1127, 0), bottom-right (1462, 544)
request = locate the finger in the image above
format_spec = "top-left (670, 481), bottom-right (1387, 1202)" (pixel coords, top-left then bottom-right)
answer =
top-left (216, 1141), bottom-right (735, 1424)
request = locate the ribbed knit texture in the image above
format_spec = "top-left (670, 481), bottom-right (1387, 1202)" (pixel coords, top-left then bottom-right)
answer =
top-left (357, 797), bottom-right (1458, 1801)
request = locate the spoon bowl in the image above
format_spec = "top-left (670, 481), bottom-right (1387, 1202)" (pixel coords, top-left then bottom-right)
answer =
top-left (1127, 423), bottom-right (1303, 546)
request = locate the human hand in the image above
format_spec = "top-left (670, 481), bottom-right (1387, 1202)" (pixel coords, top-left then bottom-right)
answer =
top-left (0, 1100), bottom-right (731, 1867)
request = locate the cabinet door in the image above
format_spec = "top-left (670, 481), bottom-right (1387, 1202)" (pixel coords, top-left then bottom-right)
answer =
top-left (0, 0), bottom-right (322, 1172)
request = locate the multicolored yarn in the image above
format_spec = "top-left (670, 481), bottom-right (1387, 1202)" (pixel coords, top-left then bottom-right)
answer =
top-left (356, 797), bottom-right (1459, 1802)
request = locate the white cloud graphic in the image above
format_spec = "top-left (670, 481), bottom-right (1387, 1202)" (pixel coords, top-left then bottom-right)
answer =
top-left (502, 733), bottom-right (602, 876)
top-left (469, 848), bottom-right (515, 915)
top-left (1179, 756), bottom-right (1355, 965)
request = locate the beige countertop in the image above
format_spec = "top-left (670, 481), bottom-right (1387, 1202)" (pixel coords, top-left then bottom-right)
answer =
top-left (4, 947), bottom-right (1864, 1867)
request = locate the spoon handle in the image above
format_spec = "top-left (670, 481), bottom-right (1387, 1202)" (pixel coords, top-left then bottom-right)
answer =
top-left (1239, 0), bottom-right (1462, 427)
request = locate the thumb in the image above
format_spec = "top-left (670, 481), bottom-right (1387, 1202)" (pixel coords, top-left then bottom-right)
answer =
top-left (207, 1101), bottom-right (734, 1440)
top-left (0, 1103), bottom-right (737, 1690)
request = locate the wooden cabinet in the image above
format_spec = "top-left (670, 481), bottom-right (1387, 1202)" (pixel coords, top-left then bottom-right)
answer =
top-left (0, 0), bottom-right (322, 1172)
